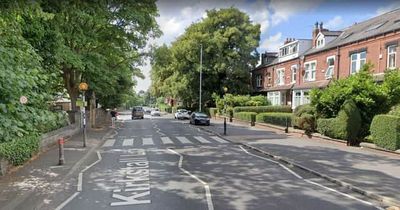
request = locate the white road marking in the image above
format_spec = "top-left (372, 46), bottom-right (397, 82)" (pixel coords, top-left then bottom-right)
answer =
top-left (63, 148), bottom-right (87, 151)
top-left (176, 136), bottom-right (193, 144)
top-left (54, 192), bottom-right (80, 210)
top-left (160, 137), bottom-right (174, 144)
top-left (142, 137), bottom-right (154, 146)
top-left (194, 136), bottom-right (211, 144)
top-left (210, 136), bottom-right (229, 144)
top-left (103, 139), bottom-right (116, 147)
top-left (167, 148), bottom-right (214, 210)
top-left (78, 151), bottom-right (102, 191)
top-left (122, 138), bottom-right (134, 146)
top-left (238, 146), bottom-right (379, 208)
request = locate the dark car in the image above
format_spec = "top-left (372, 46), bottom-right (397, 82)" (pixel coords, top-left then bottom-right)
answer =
top-left (132, 106), bottom-right (144, 119)
top-left (189, 112), bottom-right (210, 125)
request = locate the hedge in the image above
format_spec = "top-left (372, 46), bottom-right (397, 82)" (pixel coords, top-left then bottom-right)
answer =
top-left (0, 135), bottom-right (40, 166)
top-left (370, 115), bottom-right (400, 151)
top-left (233, 112), bottom-right (257, 122)
top-left (316, 100), bottom-right (361, 145)
top-left (256, 113), bottom-right (293, 127)
top-left (233, 105), bottom-right (292, 114)
top-left (209, 108), bottom-right (218, 117)
top-left (292, 104), bottom-right (316, 132)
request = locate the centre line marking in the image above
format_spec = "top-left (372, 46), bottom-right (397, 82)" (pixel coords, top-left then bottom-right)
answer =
top-left (238, 146), bottom-right (379, 208)
top-left (167, 148), bottom-right (214, 210)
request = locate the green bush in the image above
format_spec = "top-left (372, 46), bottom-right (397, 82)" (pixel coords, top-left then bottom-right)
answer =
top-left (0, 135), bottom-right (40, 166)
top-left (233, 112), bottom-right (257, 122)
top-left (370, 115), bottom-right (400, 151)
top-left (388, 104), bottom-right (400, 116)
top-left (292, 104), bottom-right (316, 132)
top-left (256, 113), bottom-right (293, 127)
top-left (212, 93), bottom-right (270, 114)
top-left (233, 105), bottom-right (292, 114)
top-left (210, 108), bottom-right (218, 117)
top-left (316, 100), bottom-right (362, 145)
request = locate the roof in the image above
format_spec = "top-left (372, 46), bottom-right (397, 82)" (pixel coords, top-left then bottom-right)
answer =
top-left (292, 80), bottom-right (331, 90)
top-left (320, 30), bottom-right (342, 36)
top-left (306, 8), bottom-right (400, 55)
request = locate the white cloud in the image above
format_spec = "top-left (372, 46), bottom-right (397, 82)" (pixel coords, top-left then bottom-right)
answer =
top-left (376, 2), bottom-right (400, 15)
top-left (269, 0), bottom-right (323, 26)
top-left (260, 32), bottom-right (283, 52)
top-left (324, 15), bottom-right (344, 30)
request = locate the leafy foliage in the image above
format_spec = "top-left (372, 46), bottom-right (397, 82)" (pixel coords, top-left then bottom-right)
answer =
top-left (292, 104), bottom-right (316, 132)
top-left (0, 135), bottom-right (40, 166)
top-left (370, 114), bottom-right (400, 151)
top-left (233, 105), bottom-right (292, 113)
top-left (233, 112), bottom-right (257, 122)
top-left (256, 113), bottom-right (293, 127)
top-left (209, 108), bottom-right (218, 117)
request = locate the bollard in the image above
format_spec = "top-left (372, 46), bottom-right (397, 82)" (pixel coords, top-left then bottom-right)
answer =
top-left (58, 138), bottom-right (65, 165)
top-left (251, 114), bottom-right (256, 126)
top-left (285, 117), bottom-right (289, 133)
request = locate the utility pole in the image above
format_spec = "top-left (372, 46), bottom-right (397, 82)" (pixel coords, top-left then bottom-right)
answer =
top-left (199, 44), bottom-right (203, 112)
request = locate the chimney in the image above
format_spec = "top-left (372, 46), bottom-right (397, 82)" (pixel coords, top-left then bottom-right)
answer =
top-left (261, 51), bottom-right (277, 65)
top-left (312, 21), bottom-right (319, 48)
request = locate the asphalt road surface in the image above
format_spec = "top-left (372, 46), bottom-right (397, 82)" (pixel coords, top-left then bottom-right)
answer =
top-left (55, 114), bottom-right (384, 210)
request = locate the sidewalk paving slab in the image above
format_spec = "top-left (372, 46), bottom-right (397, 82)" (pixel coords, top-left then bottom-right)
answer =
top-left (203, 119), bottom-right (400, 208)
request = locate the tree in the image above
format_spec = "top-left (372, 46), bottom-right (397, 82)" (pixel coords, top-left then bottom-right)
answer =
top-left (150, 7), bottom-right (260, 109)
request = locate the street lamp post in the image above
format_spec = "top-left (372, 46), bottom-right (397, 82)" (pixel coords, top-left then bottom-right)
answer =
top-left (223, 87), bottom-right (228, 135)
top-left (79, 82), bottom-right (88, 147)
top-left (199, 44), bottom-right (203, 112)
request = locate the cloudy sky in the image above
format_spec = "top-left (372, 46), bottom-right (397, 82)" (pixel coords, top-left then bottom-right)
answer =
top-left (136, 0), bottom-right (400, 92)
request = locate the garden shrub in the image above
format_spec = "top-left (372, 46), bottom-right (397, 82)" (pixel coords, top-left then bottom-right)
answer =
top-left (0, 135), bottom-right (40, 166)
top-left (388, 104), bottom-right (400, 116)
top-left (256, 113), bottom-right (293, 127)
top-left (316, 100), bottom-right (362, 145)
top-left (292, 104), bottom-right (316, 132)
top-left (233, 105), bottom-right (292, 113)
top-left (233, 112), bottom-right (257, 122)
top-left (370, 114), bottom-right (400, 151)
top-left (209, 108), bottom-right (218, 117)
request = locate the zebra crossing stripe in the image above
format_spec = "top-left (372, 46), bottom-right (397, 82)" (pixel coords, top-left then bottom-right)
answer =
top-left (122, 138), bottom-right (134, 146)
top-left (161, 137), bottom-right (174, 144)
top-left (103, 139), bottom-right (115, 147)
top-left (176, 136), bottom-right (193, 144)
top-left (194, 136), bottom-right (211, 144)
top-left (143, 137), bottom-right (154, 145)
top-left (210, 136), bottom-right (229, 144)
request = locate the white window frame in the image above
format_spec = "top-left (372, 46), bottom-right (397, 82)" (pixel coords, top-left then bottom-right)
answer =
top-left (325, 56), bottom-right (335, 79)
top-left (276, 68), bottom-right (285, 86)
top-left (268, 91), bottom-right (281, 106)
top-left (292, 90), bottom-right (310, 109)
top-left (387, 45), bottom-right (397, 69)
top-left (350, 51), bottom-right (366, 74)
top-left (303, 61), bottom-right (317, 82)
top-left (255, 74), bottom-right (262, 87)
top-left (291, 65), bottom-right (297, 83)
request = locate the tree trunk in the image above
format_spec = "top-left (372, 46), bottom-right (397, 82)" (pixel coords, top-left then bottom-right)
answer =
top-left (62, 67), bottom-right (81, 112)
top-left (90, 91), bottom-right (96, 128)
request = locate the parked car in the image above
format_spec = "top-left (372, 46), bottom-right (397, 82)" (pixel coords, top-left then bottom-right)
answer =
top-left (175, 109), bottom-right (190, 120)
top-left (132, 106), bottom-right (144, 119)
top-left (189, 112), bottom-right (210, 125)
top-left (151, 108), bottom-right (161, 116)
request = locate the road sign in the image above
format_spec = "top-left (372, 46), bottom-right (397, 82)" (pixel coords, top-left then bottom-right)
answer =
top-left (20, 96), bottom-right (28, 104)
top-left (79, 82), bottom-right (88, 91)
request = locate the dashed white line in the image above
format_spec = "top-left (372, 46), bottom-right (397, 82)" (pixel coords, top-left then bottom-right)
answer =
top-left (194, 136), bottom-right (211, 144)
top-left (167, 148), bottom-right (214, 210)
top-left (54, 192), bottom-right (80, 210)
top-left (122, 138), bottom-right (134, 146)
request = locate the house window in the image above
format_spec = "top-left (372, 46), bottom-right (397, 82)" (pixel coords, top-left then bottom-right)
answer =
top-left (304, 61), bottom-right (316, 81)
top-left (268, 92), bottom-right (281, 106)
top-left (291, 65), bottom-right (297, 83)
top-left (350, 51), bottom-right (366, 74)
top-left (292, 90), bottom-right (310, 109)
top-left (388, 45), bottom-right (397, 69)
top-left (317, 38), bottom-right (324, 48)
top-left (326, 56), bottom-right (335, 79)
top-left (276, 69), bottom-right (285, 85)
top-left (255, 75), bottom-right (262, 87)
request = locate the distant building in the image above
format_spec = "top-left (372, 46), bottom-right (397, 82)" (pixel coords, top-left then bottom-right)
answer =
top-left (252, 8), bottom-right (400, 109)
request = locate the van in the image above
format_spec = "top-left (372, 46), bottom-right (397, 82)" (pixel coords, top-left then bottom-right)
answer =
top-left (132, 106), bottom-right (144, 119)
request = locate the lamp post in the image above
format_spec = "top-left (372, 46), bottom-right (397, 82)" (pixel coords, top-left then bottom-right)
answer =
top-left (199, 44), bottom-right (203, 112)
top-left (79, 82), bottom-right (88, 147)
top-left (223, 87), bottom-right (228, 135)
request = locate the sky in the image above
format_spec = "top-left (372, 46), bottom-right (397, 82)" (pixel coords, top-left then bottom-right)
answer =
top-left (135, 0), bottom-right (400, 92)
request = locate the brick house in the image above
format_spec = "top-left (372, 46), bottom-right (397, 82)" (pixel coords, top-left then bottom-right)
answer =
top-left (252, 8), bottom-right (400, 109)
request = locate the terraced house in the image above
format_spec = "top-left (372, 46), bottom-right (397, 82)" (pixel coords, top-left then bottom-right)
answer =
top-left (252, 8), bottom-right (400, 109)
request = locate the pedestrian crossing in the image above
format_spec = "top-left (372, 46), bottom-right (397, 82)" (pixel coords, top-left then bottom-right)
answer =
top-left (102, 135), bottom-right (230, 148)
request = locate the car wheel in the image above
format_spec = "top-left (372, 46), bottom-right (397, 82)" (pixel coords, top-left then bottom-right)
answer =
top-left (141, 116), bottom-right (144, 119)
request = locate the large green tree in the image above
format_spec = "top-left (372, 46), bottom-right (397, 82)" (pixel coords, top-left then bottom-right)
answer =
top-left (150, 7), bottom-right (260, 109)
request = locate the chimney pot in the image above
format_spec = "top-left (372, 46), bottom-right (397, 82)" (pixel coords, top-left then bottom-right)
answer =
top-left (319, 22), bottom-right (323, 30)
top-left (315, 22), bottom-right (319, 29)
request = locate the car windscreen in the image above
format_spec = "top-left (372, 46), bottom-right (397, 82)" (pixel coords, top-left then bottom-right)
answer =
top-left (195, 113), bottom-right (208, 118)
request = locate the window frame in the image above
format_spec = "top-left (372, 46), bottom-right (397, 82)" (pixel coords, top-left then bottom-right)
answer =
top-left (303, 60), bottom-right (317, 82)
top-left (291, 65), bottom-right (297, 83)
top-left (325, 56), bottom-right (335, 79)
top-left (387, 45), bottom-right (397, 69)
top-left (350, 51), bottom-right (367, 74)
top-left (255, 74), bottom-right (262, 87)
top-left (276, 68), bottom-right (285, 86)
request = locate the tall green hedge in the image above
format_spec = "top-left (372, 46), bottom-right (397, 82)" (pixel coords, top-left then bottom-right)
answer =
top-left (233, 112), bottom-right (257, 122)
top-left (0, 135), bottom-right (40, 166)
top-left (233, 105), bottom-right (292, 113)
top-left (370, 115), bottom-right (400, 151)
top-left (292, 104), bottom-right (316, 132)
top-left (316, 100), bottom-right (362, 145)
top-left (256, 113), bottom-right (292, 127)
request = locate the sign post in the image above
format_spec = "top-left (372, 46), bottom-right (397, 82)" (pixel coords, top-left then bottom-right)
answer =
top-left (79, 82), bottom-right (88, 147)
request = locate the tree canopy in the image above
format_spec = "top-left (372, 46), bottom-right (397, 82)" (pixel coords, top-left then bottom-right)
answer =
top-left (150, 7), bottom-right (260, 109)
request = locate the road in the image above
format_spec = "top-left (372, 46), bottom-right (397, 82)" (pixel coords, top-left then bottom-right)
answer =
top-left (54, 113), bottom-right (383, 210)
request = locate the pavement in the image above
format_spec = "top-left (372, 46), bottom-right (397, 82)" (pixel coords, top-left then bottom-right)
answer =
top-left (0, 122), bottom-right (114, 210)
top-left (203, 117), bottom-right (400, 208)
